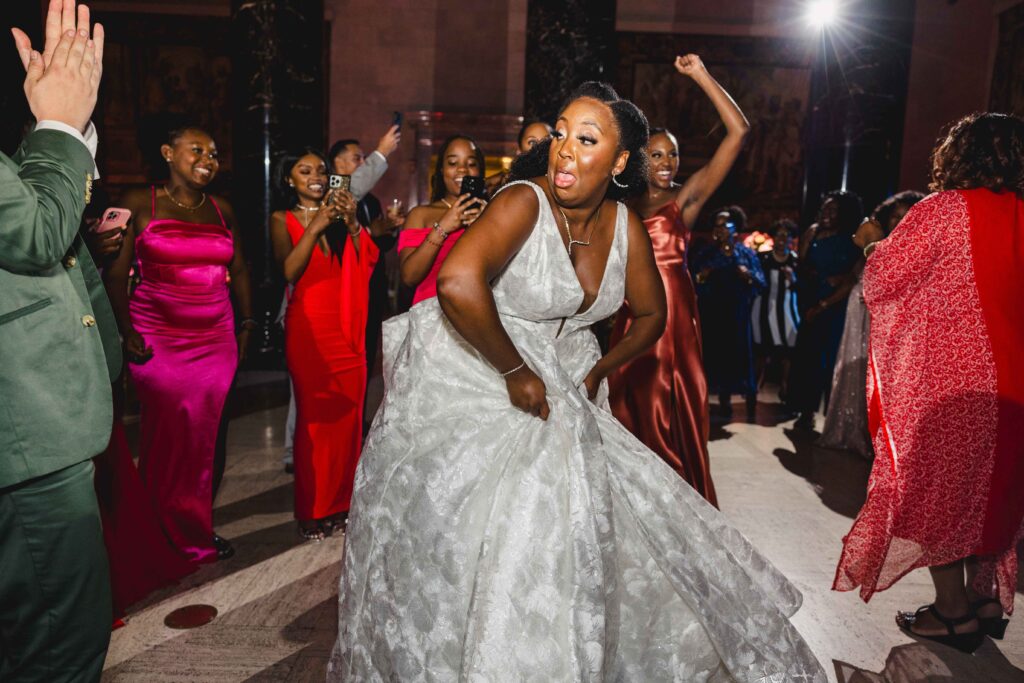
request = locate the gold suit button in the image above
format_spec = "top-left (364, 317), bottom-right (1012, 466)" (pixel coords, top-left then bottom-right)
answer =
top-left (64, 255), bottom-right (77, 268)
top-left (81, 314), bottom-right (96, 327)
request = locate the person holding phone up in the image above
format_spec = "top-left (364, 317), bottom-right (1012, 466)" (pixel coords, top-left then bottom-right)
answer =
top-left (398, 134), bottom-right (488, 306)
top-left (270, 150), bottom-right (379, 540)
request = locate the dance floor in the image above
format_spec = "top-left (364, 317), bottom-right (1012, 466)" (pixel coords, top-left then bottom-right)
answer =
top-left (102, 373), bottom-right (1024, 682)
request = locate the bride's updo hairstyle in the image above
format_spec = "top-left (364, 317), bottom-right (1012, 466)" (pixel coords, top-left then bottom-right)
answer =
top-left (510, 81), bottom-right (650, 200)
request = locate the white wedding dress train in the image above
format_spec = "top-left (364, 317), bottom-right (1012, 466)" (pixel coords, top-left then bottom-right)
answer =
top-left (328, 181), bottom-right (826, 682)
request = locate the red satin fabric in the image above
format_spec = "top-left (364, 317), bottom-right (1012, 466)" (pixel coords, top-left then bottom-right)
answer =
top-left (608, 202), bottom-right (716, 506)
top-left (93, 417), bottom-right (196, 617)
top-left (129, 204), bottom-right (237, 563)
top-left (285, 213), bottom-right (379, 520)
top-left (397, 226), bottom-right (465, 305)
top-left (834, 189), bottom-right (1024, 614)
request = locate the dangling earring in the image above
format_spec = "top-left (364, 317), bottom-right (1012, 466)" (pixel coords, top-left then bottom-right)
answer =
top-left (611, 173), bottom-right (628, 189)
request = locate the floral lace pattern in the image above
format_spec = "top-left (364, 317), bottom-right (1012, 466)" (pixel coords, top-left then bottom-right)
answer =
top-left (834, 191), bottom-right (1016, 613)
top-left (329, 181), bottom-right (826, 682)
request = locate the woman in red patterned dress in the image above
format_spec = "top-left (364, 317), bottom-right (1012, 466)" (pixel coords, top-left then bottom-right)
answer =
top-left (834, 113), bottom-right (1024, 653)
top-left (271, 150), bottom-right (379, 540)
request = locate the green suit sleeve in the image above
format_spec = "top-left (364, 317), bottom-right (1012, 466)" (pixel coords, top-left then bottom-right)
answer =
top-left (0, 129), bottom-right (94, 273)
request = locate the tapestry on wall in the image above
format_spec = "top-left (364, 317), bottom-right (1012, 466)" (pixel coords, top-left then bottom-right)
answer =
top-left (615, 33), bottom-right (813, 231)
top-left (96, 14), bottom-right (233, 189)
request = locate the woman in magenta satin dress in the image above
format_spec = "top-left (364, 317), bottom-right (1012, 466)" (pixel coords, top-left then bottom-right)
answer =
top-left (608, 54), bottom-right (749, 506)
top-left (105, 125), bottom-right (253, 563)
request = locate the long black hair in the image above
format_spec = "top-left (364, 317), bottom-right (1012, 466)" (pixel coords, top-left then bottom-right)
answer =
top-left (430, 135), bottom-right (486, 202)
top-left (274, 148), bottom-right (347, 261)
top-left (509, 82), bottom-right (650, 201)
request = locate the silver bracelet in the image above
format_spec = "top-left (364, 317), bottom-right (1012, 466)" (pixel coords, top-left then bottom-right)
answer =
top-left (500, 361), bottom-right (526, 377)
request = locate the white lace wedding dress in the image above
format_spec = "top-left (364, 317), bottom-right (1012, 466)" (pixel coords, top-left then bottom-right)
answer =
top-left (328, 181), bottom-right (826, 682)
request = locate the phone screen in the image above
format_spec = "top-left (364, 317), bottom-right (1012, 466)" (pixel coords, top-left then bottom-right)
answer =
top-left (392, 111), bottom-right (403, 129)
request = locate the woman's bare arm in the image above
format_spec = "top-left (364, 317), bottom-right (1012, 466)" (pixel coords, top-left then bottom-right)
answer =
top-left (582, 210), bottom-right (666, 397)
top-left (437, 183), bottom-right (550, 418)
top-left (674, 58), bottom-right (750, 227)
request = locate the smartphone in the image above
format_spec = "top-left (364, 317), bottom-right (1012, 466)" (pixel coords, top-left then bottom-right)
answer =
top-left (460, 175), bottom-right (487, 202)
top-left (94, 207), bottom-right (131, 233)
top-left (329, 174), bottom-right (351, 192)
top-left (392, 110), bottom-right (403, 130)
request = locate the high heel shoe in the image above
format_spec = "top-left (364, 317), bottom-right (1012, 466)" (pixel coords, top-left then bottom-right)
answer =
top-left (320, 514), bottom-right (348, 537)
top-left (896, 604), bottom-right (984, 654)
top-left (971, 598), bottom-right (1009, 640)
top-left (298, 523), bottom-right (325, 542)
top-left (213, 533), bottom-right (235, 560)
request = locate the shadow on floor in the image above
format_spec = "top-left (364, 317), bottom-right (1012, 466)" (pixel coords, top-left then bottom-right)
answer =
top-left (708, 393), bottom-right (799, 442)
top-left (771, 426), bottom-right (872, 519)
top-left (125, 517), bottom-right (308, 615)
top-left (833, 638), bottom-right (1024, 682)
top-left (215, 482), bottom-right (295, 526)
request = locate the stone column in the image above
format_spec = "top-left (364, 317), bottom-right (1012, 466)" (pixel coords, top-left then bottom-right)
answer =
top-left (523, 0), bottom-right (617, 123)
top-left (231, 0), bottom-right (325, 362)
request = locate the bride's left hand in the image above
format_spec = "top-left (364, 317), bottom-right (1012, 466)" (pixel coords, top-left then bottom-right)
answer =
top-left (582, 368), bottom-right (603, 401)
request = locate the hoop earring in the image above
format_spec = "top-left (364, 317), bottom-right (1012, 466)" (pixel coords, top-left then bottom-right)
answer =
top-left (611, 173), bottom-right (628, 189)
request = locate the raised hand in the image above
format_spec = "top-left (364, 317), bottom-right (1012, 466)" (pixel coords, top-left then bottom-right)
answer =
top-left (23, 28), bottom-right (101, 132)
top-left (375, 124), bottom-right (402, 158)
top-left (12, 0), bottom-right (104, 71)
top-left (674, 54), bottom-right (708, 79)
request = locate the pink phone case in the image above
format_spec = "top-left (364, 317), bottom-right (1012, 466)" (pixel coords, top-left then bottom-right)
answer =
top-left (95, 207), bottom-right (131, 233)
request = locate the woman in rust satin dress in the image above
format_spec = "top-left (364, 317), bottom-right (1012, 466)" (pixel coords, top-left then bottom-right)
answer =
top-left (608, 54), bottom-right (749, 506)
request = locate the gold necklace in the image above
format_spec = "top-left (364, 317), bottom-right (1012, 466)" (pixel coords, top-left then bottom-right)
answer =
top-left (441, 198), bottom-right (454, 209)
top-left (557, 205), bottom-right (602, 256)
top-left (293, 204), bottom-right (320, 229)
top-left (163, 185), bottom-right (206, 211)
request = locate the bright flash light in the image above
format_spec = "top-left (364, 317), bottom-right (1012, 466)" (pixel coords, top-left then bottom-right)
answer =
top-left (807, 0), bottom-right (840, 27)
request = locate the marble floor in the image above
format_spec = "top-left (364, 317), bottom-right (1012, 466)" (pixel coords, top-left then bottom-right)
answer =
top-left (102, 376), bottom-right (1024, 682)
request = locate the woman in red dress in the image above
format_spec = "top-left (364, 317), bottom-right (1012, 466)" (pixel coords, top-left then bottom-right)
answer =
top-left (399, 135), bottom-right (487, 306)
top-left (607, 54), bottom-right (749, 506)
top-left (834, 113), bottom-right (1024, 653)
top-left (271, 150), bottom-right (379, 540)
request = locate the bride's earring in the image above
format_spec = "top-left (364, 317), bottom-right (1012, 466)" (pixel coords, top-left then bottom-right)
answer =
top-left (611, 173), bottom-right (628, 189)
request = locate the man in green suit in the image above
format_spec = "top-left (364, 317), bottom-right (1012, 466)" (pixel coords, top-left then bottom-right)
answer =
top-left (1, 5), bottom-right (118, 681)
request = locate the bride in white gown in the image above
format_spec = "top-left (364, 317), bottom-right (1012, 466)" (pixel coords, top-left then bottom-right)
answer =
top-left (329, 81), bottom-right (826, 682)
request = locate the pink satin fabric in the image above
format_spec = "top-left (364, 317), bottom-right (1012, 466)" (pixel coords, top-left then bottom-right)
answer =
top-left (128, 209), bottom-right (237, 563)
top-left (397, 226), bottom-right (465, 305)
top-left (607, 202), bottom-right (716, 506)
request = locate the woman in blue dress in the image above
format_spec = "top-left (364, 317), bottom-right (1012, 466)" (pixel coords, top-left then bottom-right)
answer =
top-left (691, 206), bottom-right (765, 419)
top-left (789, 190), bottom-right (864, 430)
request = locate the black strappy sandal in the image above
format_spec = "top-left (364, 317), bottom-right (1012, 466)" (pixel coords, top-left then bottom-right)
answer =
top-left (298, 523), bottom-right (325, 543)
top-left (320, 514), bottom-right (348, 537)
top-left (971, 598), bottom-right (1010, 640)
top-left (896, 604), bottom-right (984, 654)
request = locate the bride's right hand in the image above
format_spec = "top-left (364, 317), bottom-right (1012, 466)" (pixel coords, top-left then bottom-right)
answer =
top-left (505, 366), bottom-right (550, 420)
